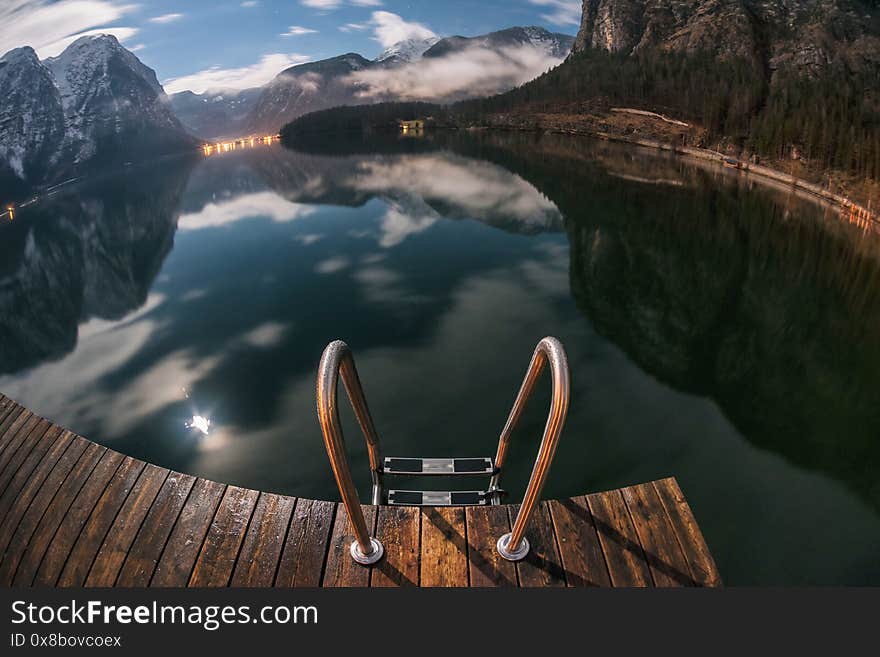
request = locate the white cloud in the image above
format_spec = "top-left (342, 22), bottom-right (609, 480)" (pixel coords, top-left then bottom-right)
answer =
top-left (129, 43), bottom-right (144, 52)
top-left (178, 192), bottom-right (316, 231)
top-left (346, 42), bottom-right (563, 101)
top-left (301, 0), bottom-right (341, 9)
top-left (529, 0), bottom-right (582, 27)
top-left (339, 22), bottom-right (368, 32)
top-left (369, 11), bottom-right (435, 48)
top-left (240, 322), bottom-right (288, 348)
top-left (163, 52), bottom-right (310, 94)
top-left (149, 12), bottom-right (183, 24)
top-left (348, 154), bottom-right (561, 245)
top-left (314, 256), bottom-right (351, 274)
top-left (0, 0), bottom-right (139, 59)
top-left (241, 1), bottom-right (259, 6)
top-left (282, 25), bottom-right (318, 37)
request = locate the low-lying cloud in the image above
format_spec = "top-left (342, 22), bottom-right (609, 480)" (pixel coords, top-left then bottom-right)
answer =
top-left (164, 52), bottom-right (311, 94)
top-left (345, 43), bottom-right (564, 101)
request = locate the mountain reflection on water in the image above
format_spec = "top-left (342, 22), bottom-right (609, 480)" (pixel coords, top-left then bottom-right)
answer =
top-left (1, 132), bottom-right (879, 584)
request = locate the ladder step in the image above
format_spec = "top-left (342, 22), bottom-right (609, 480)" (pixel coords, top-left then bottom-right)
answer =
top-left (383, 457), bottom-right (494, 476)
top-left (387, 490), bottom-right (489, 506)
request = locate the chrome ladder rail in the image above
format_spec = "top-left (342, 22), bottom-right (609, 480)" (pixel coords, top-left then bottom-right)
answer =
top-left (316, 336), bottom-right (569, 566)
top-left (490, 337), bottom-right (570, 561)
top-left (316, 341), bottom-right (385, 565)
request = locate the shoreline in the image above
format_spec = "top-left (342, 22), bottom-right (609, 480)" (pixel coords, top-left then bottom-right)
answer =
top-left (457, 118), bottom-right (879, 234)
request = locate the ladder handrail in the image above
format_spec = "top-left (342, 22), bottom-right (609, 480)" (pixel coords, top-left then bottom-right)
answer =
top-left (491, 337), bottom-right (570, 561)
top-left (316, 340), bottom-right (384, 564)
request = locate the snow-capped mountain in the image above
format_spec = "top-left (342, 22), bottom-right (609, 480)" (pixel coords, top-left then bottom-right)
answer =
top-left (424, 26), bottom-right (574, 60)
top-left (0, 35), bottom-right (193, 190)
top-left (240, 26), bottom-right (575, 136)
top-left (375, 37), bottom-right (441, 66)
top-left (169, 88), bottom-right (262, 140)
top-left (0, 47), bottom-right (65, 194)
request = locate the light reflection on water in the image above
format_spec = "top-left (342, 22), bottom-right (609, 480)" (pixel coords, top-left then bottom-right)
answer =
top-left (1, 133), bottom-right (879, 584)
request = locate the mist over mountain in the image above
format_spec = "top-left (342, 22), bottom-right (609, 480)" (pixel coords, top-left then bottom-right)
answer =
top-left (243, 26), bottom-right (574, 136)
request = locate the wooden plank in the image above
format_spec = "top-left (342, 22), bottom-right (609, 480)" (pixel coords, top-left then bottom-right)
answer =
top-left (116, 472), bottom-right (196, 586)
top-left (0, 419), bottom-right (53, 510)
top-left (587, 489), bottom-right (653, 587)
top-left (0, 397), bottom-right (18, 436)
top-left (0, 413), bottom-right (41, 482)
top-left (420, 506), bottom-right (468, 587)
top-left (322, 504), bottom-right (377, 588)
top-left (548, 497), bottom-right (611, 587)
top-left (188, 486), bottom-right (259, 587)
top-left (507, 502), bottom-right (566, 587)
top-left (622, 482), bottom-right (695, 587)
top-left (231, 493), bottom-right (296, 587)
top-left (0, 436), bottom-right (90, 585)
top-left (84, 464), bottom-right (169, 587)
top-left (0, 404), bottom-right (26, 453)
top-left (371, 505), bottom-right (419, 587)
top-left (275, 499), bottom-right (334, 587)
top-left (0, 429), bottom-right (72, 558)
top-left (465, 504), bottom-right (516, 587)
top-left (31, 449), bottom-right (124, 586)
top-left (150, 479), bottom-right (225, 587)
top-left (13, 442), bottom-right (106, 586)
top-left (56, 457), bottom-right (145, 586)
top-left (653, 478), bottom-right (722, 587)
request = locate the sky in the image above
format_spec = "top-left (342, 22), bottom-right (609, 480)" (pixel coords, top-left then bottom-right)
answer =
top-left (0, 1), bottom-right (582, 94)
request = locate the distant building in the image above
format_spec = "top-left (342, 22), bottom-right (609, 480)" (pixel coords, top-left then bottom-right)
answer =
top-left (398, 119), bottom-right (425, 136)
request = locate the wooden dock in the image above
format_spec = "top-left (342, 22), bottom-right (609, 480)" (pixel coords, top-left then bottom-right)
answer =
top-left (0, 394), bottom-right (721, 587)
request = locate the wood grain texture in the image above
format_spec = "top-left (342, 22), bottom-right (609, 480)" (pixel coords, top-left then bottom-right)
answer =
top-left (508, 502), bottom-right (566, 587)
top-left (275, 499), bottom-right (334, 587)
top-left (420, 506), bottom-right (468, 587)
top-left (84, 464), bottom-right (169, 587)
top-left (622, 482), bottom-right (695, 587)
top-left (322, 504), bottom-right (377, 588)
top-left (465, 504), bottom-right (516, 587)
top-left (32, 450), bottom-right (125, 586)
top-left (231, 493), bottom-right (296, 587)
top-left (150, 479), bottom-right (225, 587)
top-left (13, 442), bottom-right (106, 586)
top-left (372, 505), bottom-right (419, 587)
top-left (0, 436), bottom-right (90, 585)
top-left (188, 486), bottom-right (259, 587)
top-left (653, 478), bottom-right (722, 587)
top-left (587, 489), bottom-right (653, 587)
top-left (56, 457), bottom-right (145, 586)
top-left (116, 472), bottom-right (196, 586)
top-left (548, 496), bottom-right (611, 587)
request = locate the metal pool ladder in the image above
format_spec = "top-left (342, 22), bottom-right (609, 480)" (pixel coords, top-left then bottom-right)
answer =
top-left (316, 337), bottom-right (570, 564)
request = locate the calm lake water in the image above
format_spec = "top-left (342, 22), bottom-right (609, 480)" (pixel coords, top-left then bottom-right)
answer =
top-left (2, 132), bottom-right (879, 585)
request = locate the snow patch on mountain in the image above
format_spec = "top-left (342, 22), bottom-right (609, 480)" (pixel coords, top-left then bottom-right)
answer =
top-left (375, 37), bottom-right (441, 64)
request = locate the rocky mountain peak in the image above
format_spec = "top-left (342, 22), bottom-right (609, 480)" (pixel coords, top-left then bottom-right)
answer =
top-left (573, 0), bottom-right (880, 78)
top-left (1, 34), bottom-right (193, 189)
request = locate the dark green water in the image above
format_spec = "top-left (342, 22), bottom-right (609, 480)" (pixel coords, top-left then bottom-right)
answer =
top-left (2, 132), bottom-right (879, 585)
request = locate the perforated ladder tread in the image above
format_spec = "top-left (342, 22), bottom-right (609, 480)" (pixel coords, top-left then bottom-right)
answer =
top-left (383, 457), bottom-right (494, 476)
top-left (387, 490), bottom-right (488, 506)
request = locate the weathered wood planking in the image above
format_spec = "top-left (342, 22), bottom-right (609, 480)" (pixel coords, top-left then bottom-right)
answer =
top-left (0, 396), bottom-right (721, 588)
